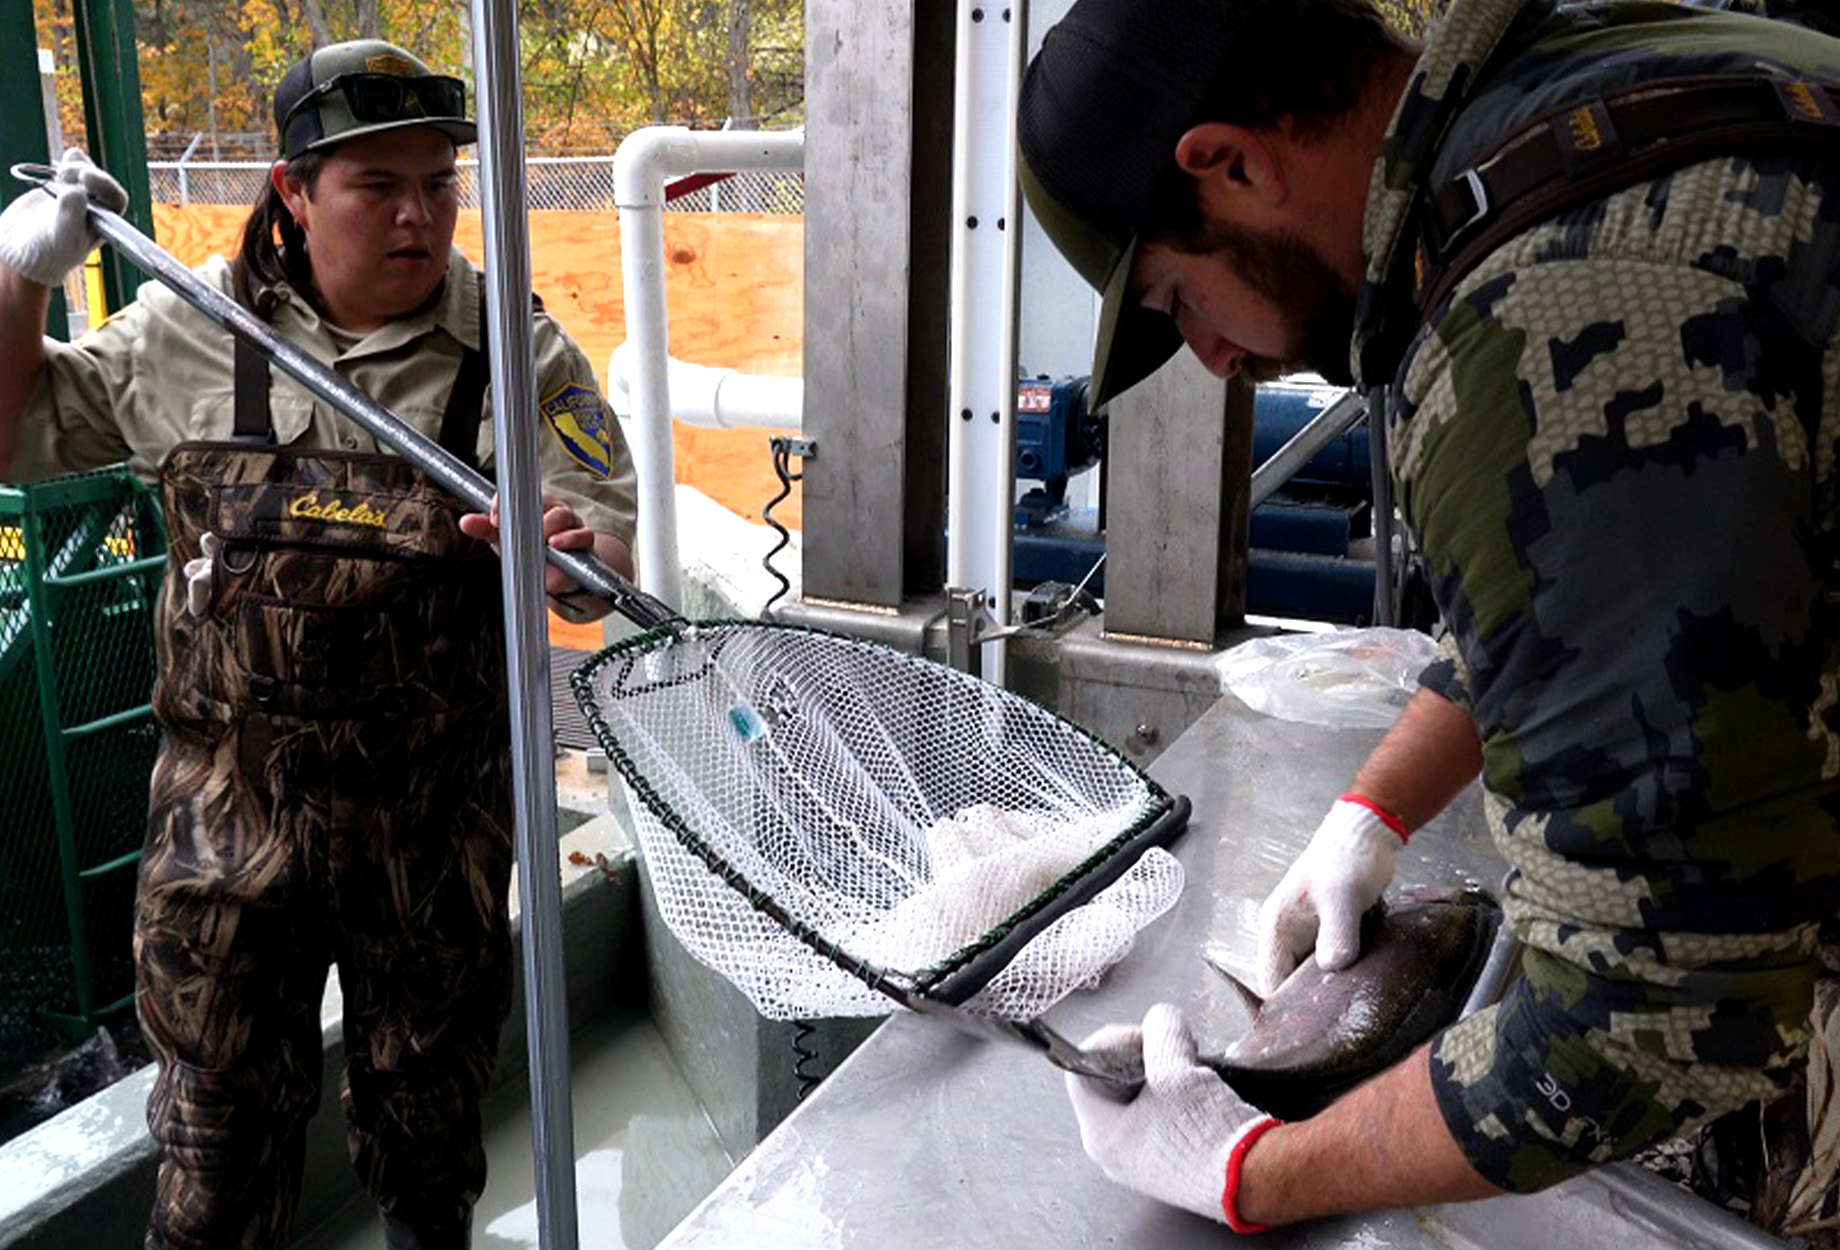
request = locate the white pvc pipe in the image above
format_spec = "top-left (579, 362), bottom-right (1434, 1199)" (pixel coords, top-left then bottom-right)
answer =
top-left (607, 341), bottom-right (803, 431)
top-left (614, 126), bottom-right (805, 608)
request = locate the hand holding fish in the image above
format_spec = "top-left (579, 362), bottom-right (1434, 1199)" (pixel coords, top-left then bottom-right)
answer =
top-left (1255, 796), bottom-right (1407, 995)
top-left (1065, 1002), bottom-right (1277, 1228)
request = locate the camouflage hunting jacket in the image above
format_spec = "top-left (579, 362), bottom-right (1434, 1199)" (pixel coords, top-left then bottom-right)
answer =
top-left (1354, 0), bottom-right (1840, 1188)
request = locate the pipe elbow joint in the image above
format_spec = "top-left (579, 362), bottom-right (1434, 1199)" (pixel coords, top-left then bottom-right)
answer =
top-left (614, 127), bottom-right (699, 207)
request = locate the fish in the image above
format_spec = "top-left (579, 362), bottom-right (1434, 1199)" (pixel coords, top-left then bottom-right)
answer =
top-left (1200, 886), bottom-right (1503, 1120)
top-left (1028, 886), bottom-right (1503, 1116)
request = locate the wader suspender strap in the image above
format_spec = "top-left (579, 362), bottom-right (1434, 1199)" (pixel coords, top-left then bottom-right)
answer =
top-left (229, 300), bottom-right (489, 463)
top-left (438, 281), bottom-right (543, 471)
top-left (1413, 73), bottom-right (1840, 322)
top-left (233, 336), bottom-right (273, 443)
top-left (438, 329), bottom-right (489, 472)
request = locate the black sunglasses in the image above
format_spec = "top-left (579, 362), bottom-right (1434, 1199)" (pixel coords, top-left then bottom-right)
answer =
top-left (282, 71), bottom-right (468, 138)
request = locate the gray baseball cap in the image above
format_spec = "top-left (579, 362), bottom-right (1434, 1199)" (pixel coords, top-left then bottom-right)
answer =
top-left (274, 40), bottom-right (476, 160)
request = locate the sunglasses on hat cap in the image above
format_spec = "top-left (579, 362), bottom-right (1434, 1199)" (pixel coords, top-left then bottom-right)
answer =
top-left (279, 71), bottom-right (468, 140)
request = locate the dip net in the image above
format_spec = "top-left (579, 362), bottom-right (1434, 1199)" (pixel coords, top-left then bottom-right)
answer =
top-left (571, 621), bottom-right (1186, 1022)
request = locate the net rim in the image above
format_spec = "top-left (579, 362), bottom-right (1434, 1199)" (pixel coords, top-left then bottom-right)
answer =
top-left (568, 618), bottom-right (1179, 1002)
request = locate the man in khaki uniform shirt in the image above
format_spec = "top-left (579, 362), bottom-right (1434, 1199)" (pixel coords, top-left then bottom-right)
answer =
top-left (0, 39), bottom-right (636, 1250)
top-left (6, 248), bottom-right (637, 559)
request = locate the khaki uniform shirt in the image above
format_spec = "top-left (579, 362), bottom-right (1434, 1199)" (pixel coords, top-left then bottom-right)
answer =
top-left (11, 248), bottom-right (638, 548)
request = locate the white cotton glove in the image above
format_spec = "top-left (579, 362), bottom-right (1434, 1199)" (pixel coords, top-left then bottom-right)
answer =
top-left (0, 148), bottom-right (127, 288)
top-left (1065, 1002), bottom-right (1268, 1224)
top-left (1256, 797), bottom-right (1404, 995)
top-left (183, 532), bottom-right (220, 617)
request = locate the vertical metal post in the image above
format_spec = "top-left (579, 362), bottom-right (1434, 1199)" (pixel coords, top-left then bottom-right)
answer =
top-left (944, 0), bottom-right (1027, 681)
top-left (468, 2), bottom-right (581, 1247)
top-left (0, 8), bottom-right (71, 339)
top-left (1366, 389), bottom-right (1397, 626)
top-left (69, 0), bottom-right (153, 313)
top-left (39, 49), bottom-right (63, 154)
top-left (1101, 359), bottom-right (1250, 645)
top-left (802, 0), bottom-right (953, 607)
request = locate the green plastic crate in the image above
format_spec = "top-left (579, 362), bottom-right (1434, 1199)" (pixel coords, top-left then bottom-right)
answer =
top-left (0, 467), bottom-right (166, 1063)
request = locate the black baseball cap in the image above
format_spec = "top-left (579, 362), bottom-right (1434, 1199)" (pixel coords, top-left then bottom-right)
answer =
top-left (274, 40), bottom-right (476, 161)
top-left (1018, 0), bottom-right (1249, 407)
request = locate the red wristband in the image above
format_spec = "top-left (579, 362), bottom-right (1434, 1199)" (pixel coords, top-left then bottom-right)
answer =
top-left (1220, 1115), bottom-right (1283, 1234)
top-left (1338, 792), bottom-right (1409, 845)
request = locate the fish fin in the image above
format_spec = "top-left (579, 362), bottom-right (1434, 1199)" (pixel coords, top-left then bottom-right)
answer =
top-left (1203, 956), bottom-right (1265, 1019)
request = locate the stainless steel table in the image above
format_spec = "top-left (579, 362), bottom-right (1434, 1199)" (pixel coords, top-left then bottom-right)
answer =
top-left (656, 694), bottom-right (1783, 1250)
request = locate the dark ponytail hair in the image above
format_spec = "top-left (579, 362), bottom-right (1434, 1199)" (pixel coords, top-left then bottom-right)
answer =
top-left (230, 152), bottom-right (323, 314)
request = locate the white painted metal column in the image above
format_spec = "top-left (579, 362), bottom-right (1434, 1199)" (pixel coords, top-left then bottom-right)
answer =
top-left (945, 0), bottom-right (1028, 682)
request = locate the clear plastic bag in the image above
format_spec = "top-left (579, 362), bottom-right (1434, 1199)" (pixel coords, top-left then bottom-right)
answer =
top-left (1214, 627), bottom-right (1438, 728)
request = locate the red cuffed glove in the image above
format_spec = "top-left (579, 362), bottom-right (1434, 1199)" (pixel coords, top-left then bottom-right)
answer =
top-left (1256, 795), bottom-right (1406, 995)
top-left (1065, 1002), bottom-right (1279, 1229)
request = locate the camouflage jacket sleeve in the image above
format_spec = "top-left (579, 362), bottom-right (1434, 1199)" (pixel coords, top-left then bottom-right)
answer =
top-left (1415, 629), bottom-right (1471, 712)
top-left (1388, 146), bottom-right (1840, 1190)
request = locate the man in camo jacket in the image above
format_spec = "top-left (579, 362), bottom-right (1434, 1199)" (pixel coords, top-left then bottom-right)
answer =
top-left (1020, 0), bottom-right (1840, 1230)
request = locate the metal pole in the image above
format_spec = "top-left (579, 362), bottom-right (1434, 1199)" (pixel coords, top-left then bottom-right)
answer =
top-left (177, 132), bottom-right (203, 207)
top-left (1366, 388), bottom-right (1397, 626)
top-left (1246, 389), bottom-right (1366, 512)
top-left (68, 0), bottom-right (153, 311)
top-left (17, 181), bottom-right (682, 631)
top-left (468, 1), bottom-right (581, 1246)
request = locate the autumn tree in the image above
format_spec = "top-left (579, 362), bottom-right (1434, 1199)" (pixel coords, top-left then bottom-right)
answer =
top-left (29, 0), bottom-right (801, 158)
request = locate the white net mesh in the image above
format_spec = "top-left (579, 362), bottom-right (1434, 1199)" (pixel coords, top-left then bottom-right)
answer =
top-left (575, 622), bottom-right (1184, 1021)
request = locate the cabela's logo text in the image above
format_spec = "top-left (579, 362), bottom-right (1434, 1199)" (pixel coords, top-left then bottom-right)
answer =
top-left (288, 492), bottom-right (390, 529)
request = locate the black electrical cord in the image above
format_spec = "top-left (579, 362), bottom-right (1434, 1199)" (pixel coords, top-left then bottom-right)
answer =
top-left (761, 434), bottom-right (826, 1098)
top-left (790, 1020), bottom-right (824, 1100)
top-left (761, 435), bottom-right (803, 620)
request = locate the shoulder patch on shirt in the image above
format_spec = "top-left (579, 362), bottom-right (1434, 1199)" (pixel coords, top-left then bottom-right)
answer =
top-left (539, 381), bottom-right (614, 478)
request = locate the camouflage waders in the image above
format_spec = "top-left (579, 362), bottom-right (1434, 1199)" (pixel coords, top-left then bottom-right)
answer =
top-left (134, 440), bottom-right (514, 1250)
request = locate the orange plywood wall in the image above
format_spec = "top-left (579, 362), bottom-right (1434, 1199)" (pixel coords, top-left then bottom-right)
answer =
top-left (149, 203), bottom-right (805, 529)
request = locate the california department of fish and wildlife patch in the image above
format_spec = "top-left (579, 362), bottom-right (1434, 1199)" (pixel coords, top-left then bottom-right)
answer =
top-left (540, 381), bottom-right (616, 478)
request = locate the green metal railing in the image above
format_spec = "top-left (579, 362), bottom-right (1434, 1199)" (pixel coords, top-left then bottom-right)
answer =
top-left (1, 467), bottom-right (165, 1060)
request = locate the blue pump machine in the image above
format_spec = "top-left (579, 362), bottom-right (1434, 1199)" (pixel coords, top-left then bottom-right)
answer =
top-left (1010, 374), bottom-right (1377, 623)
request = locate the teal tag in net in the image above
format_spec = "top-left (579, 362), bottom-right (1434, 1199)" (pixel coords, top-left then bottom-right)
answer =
top-left (729, 704), bottom-right (769, 744)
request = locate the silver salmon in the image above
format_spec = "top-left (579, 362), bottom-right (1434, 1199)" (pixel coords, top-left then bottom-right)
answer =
top-left (1201, 887), bottom-right (1503, 1120)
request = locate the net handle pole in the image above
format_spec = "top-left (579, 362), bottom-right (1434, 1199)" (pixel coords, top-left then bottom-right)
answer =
top-left (36, 176), bottom-right (686, 633)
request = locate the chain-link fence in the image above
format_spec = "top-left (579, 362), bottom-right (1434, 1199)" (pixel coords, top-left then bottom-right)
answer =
top-left (148, 152), bottom-right (804, 213)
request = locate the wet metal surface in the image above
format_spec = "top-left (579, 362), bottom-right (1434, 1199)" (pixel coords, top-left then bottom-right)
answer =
top-left (654, 692), bottom-right (1775, 1250)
